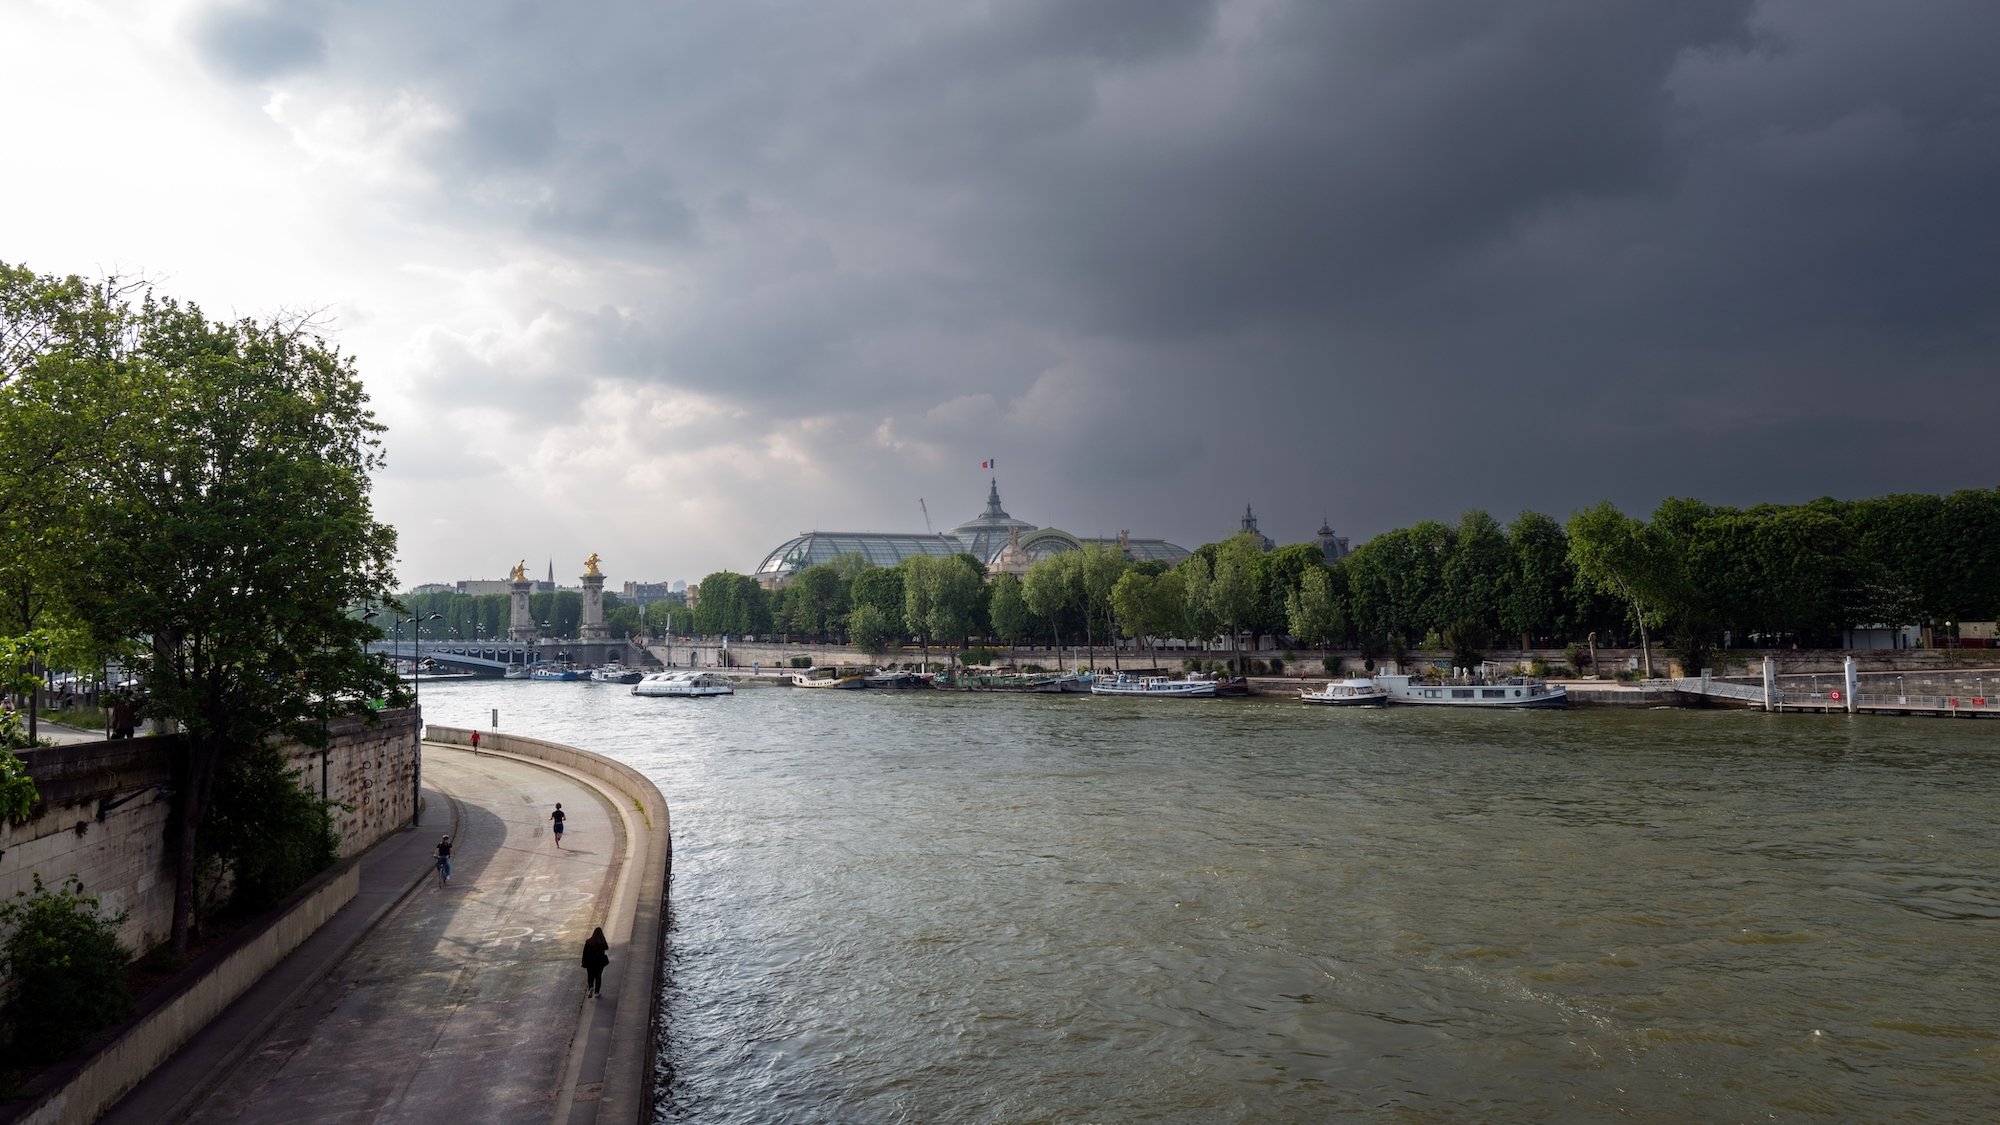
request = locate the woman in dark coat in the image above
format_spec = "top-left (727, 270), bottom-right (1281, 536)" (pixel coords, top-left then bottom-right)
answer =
top-left (581, 927), bottom-right (610, 997)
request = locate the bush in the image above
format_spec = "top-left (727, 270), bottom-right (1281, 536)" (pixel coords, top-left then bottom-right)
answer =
top-left (0, 875), bottom-right (134, 1063)
top-left (789, 656), bottom-right (813, 669)
top-left (199, 745), bottom-right (340, 915)
top-left (1565, 643), bottom-right (1589, 670)
top-left (1322, 655), bottom-right (1339, 675)
top-left (1528, 658), bottom-right (1550, 678)
top-left (0, 746), bottom-right (37, 825)
top-left (1269, 657), bottom-right (1285, 674)
top-left (959, 649), bottom-right (997, 667)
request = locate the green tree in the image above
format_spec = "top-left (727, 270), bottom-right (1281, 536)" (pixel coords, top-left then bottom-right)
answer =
top-left (1440, 510), bottom-right (1508, 665)
top-left (987, 571), bottom-right (1033, 663)
top-left (63, 299), bottom-right (398, 955)
top-left (1077, 544), bottom-right (1128, 669)
top-left (643, 598), bottom-right (693, 637)
top-left (846, 603), bottom-right (894, 653)
top-left (1502, 511), bottom-right (1571, 648)
top-left (1568, 501), bottom-right (1663, 677)
top-left (850, 566), bottom-right (906, 638)
top-left (1285, 563), bottom-right (1346, 654)
top-left (1206, 534), bottom-right (1262, 674)
top-left (785, 563), bottom-right (850, 640)
top-left (925, 554), bottom-right (985, 658)
top-left (691, 572), bottom-right (769, 637)
top-left (1022, 553), bottom-right (1080, 668)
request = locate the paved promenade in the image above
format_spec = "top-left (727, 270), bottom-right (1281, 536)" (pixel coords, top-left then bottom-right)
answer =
top-left (98, 744), bottom-right (655, 1124)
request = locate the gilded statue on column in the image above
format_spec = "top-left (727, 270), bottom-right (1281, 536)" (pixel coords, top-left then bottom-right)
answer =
top-left (584, 553), bottom-right (602, 576)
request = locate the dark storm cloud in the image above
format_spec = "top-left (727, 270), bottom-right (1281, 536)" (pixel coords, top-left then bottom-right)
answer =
top-left (198, 0), bottom-right (2000, 555)
top-left (193, 2), bottom-right (325, 81)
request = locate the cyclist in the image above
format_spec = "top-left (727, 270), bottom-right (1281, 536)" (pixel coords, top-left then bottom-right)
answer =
top-left (435, 834), bottom-right (453, 884)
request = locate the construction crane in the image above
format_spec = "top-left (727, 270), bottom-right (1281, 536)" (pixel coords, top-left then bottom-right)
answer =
top-left (919, 498), bottom-right (933, 534)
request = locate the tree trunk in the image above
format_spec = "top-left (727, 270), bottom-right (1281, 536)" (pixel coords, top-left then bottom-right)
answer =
top-left (169, 736), bottom-right (221, 956)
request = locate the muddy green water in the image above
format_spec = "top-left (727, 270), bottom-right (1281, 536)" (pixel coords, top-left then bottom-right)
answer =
top-left (419, 682), bottom-right (2000, 1123)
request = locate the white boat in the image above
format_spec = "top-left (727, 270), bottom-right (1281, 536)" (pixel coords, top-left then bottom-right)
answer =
top-left (862, 669), bottom-right (931, 689)
top-left (632, 670), bottom-right (735, 698)
top-left (792, 670), bottom-right (866, 689)
top-left (590, 663), bottom-right (644, 685)
top-left (1300, 678), bottom-right (1390, 707)
top-left (1374, 671), bottom-right (1568, 708)
top-left (1089, 674), bottom-right (1217, 698)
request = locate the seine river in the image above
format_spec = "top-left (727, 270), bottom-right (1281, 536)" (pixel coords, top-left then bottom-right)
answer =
top-left (416, 679), bottom-right (2000, 1123)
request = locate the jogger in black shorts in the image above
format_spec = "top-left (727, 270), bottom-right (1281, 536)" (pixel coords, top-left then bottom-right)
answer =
top-left (550, 802), bottom-right (566, 847)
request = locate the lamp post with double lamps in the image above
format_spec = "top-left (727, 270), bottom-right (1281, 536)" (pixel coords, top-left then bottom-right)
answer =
top-left (403, 612), bottom-right (443, 825)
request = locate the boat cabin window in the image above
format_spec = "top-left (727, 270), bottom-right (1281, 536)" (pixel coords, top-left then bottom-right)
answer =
top-left (1451, 688), bottom-right (1474, 699)
top-left (1481, 688), bottom-right (1505, 698)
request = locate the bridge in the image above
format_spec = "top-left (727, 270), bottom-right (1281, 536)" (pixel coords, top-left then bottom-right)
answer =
top-left (366, 639), bottom-right (553, 676)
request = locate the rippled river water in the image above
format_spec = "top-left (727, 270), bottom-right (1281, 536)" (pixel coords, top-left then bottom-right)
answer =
top-left (417, 680), bottom-right (2000, 1123)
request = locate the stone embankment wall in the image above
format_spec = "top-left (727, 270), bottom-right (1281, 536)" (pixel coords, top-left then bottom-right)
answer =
top-left (652, 638), bottom-right (2000, 678)
top-left (0, 709), bottom-right (418, 956)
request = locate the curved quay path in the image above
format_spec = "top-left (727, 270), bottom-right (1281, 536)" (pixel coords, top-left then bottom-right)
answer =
top-left (101, 739), bottom-right (665, 1125)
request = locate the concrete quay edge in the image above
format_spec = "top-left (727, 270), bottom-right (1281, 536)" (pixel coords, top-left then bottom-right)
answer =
top-left (425, 727), bottom-right (673, 1125)
top-left (13, 799), bottom-right (458, 1125)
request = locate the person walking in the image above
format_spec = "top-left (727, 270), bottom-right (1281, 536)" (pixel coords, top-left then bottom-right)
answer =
top-left (580, 927), bottom-right (610, 997)
top-left (470, 729), bottom-right (480, 753)
top-left (435, 835), bottom-right (453, 885)
top-left (550, 802), bottom-right (566, 848)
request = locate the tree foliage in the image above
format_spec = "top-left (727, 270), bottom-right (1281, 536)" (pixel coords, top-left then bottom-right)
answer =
top-left (5, 273), bottom-right (403, 955)
top-left (0, 875), bottom-right (134, 1063)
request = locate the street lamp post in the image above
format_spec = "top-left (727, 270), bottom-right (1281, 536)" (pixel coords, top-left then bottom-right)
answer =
top-left (406, 612), bottom-right (442, 827)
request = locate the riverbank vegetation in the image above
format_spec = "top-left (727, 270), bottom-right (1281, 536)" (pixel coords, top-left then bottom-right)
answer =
top-left (1, 261), bottom-right (401, 957)
top-left (675, 487), bottom-right (2000, 676)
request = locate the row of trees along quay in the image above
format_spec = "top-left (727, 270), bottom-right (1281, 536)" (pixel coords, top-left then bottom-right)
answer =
top-left (1, 259), bottom-right (406, 992)
top-left (653, 490), bottom-right (2000, 679)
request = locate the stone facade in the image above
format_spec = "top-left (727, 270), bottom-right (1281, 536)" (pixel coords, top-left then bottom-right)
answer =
top-left (0, 709), bottom-right (418, 956)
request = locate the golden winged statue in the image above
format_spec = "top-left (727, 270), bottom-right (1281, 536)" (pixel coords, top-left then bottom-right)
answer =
top-left (584, 552), bottom-right (602, 576)
top-left (510, 559), bottom-right (527, 581)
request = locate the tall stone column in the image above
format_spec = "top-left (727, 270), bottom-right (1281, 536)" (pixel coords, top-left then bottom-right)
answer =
top-left (580, 570), bottom-right (609, 641)
top-left (509, 576), bottom-right (536, 640)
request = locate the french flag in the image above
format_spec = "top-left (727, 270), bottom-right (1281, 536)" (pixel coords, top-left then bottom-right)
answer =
top-left (981, 458), bottom-right (995, 470)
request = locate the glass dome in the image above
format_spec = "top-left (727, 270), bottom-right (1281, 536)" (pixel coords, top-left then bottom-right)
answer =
top-left (755, 532), bottom-right (966, 581)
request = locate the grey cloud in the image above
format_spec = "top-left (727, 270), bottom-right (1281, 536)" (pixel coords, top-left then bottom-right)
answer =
top-left (230, 0), bottom-right (2000, 567)
top-left (193, 2), bottom-right (326, 81)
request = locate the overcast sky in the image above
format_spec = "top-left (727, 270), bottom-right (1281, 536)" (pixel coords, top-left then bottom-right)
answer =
top-left (5, 0), bottom-right (1996, 590)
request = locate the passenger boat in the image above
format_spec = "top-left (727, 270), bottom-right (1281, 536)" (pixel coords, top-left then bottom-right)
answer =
top-left (1299, 678), bottom-right (1390, 707)
top-left (1374, 670), bottom-right (1568, 708)
top-left (1089, 674), bottom-right (1217, 698)
top-left (791, 670), bottom-right (866, 689)
top-left (862, 669), bottom-right (932, 689)
top-left (632, 670), bottom-right (735, 698)
top-left (526, 662), bottom-right (582, 682)
top-left (933, 671), bottom-right (1068, 693)
top-left (589, 663), bottom-right (644, 685)
top-left (1191, 673), bottom-right (1251, 697)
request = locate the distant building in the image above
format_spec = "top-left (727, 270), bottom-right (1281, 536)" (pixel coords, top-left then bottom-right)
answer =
top-left (1315, 518), bottom-right (1351, 562)
top-left (457, 578), bottom-right (555, 596)
top-left (409, 582), bottom-right (455, 597)
top-left (752, 478), bottom-right (1191, 588)
top-left (1237, 505), bottom-right (1276, 552)
top-left (621, 581), bottom-right (685, 606)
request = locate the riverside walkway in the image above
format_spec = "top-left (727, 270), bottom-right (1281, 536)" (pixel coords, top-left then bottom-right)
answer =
top-left (97, 742), bottom-right (662, 1125)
